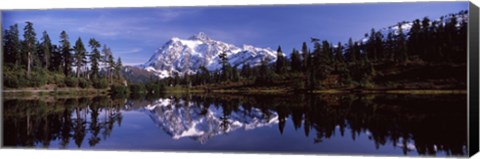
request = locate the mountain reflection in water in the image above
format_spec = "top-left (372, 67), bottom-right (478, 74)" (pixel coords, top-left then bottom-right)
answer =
top-left (3, 94), bottom-right (467, 156)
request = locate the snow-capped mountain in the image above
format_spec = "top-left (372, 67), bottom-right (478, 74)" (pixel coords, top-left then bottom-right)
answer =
top-left (144, 98), bottom-right (279, 144)
top-left (140, 32), bottom-right (277, 78)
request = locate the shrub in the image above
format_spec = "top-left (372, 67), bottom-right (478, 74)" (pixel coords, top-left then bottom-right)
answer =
top-left (3, 71), bottom-right (19, 88)
top-left (78, 78), bottom-right (90, 88)
top-left (92, 78), bottom-right (109, 89)
top-left (54, 74), bottom-right (66, 87)
top-left (110, 84), bottom-right (129, 97)
top-left (65, 76), bottom-right (79, 87)
top-left (145, 83), bottom-right (166, 95)
top-left (292, 80), bottom-right (305, 90)
top-left (129, 83), bottom-right (146, 94)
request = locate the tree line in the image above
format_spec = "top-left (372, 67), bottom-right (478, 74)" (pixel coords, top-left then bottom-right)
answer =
top-left (3, 21), bottom-right (124, 89)
top-left (153, 10), bottom-right (467, 90)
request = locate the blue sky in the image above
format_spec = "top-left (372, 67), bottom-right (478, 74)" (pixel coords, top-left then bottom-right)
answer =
top-left (2, 2), bottom-right (468, 65)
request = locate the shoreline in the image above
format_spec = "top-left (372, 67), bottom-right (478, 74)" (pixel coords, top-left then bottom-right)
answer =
top-left (2, 87), bottom-right (467, 96)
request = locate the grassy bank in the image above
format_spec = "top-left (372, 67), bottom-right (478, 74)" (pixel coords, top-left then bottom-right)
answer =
top-left (3, 86), bottom-right (466, 99)
top-left (3, 87), bottom-right (109, 99)
top-left (162, 86), bottom-right (466, 95)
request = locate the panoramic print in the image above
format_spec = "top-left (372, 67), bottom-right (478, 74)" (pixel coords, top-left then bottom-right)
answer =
top-left (2, 2), bottom-right (469, 157)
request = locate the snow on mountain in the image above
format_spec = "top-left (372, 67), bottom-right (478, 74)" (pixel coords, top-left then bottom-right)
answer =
top-left (141, 32), bottom-right (277, 78)
top-left (360, 11), bottom-right (468, 43)
top-left (144, 98), bottom-right (279, 144)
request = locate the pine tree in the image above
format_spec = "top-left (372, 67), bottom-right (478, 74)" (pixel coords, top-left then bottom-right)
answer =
top-left (316, 40), bottom-right (334, 86)
top-left (301, 42), bottom-right (309, 71)
top-left (232, 67), bottom-right (240, 82)
top-left (107, 53), bottom-right (115, 83)
top-left (115, 57), bottom-right (123, 80)
top-left (88, 38), bottom-right (101, 79)
top-left (373, 31), bottom-right (384, 60)
top-left (60, 31), bottom-right (72, 77)
top-left (50, 45), bottom-right (63, 72)
top-left (407, 19), bottom-right (421, 59)
top-left (219, 50), bottom-right (230, 81)
top-left (40, 31), bottom-right (52, 69)
top-left (385, 31), bottom-right (396, 62)
top-left (275, 46), bottom-right (287, 74)
top-left (183, 72), bottom-right (190, 87)
top-left (173, 73), bottom-right (180, 86)
top-left (240, 64), bottom-right (252, 79)
top-left (257, 58), bottom-right (270, 85)
top-left (345, 38), bottom-right (356, 63)
top-left (334, 42), bottom-right (344, 73)
top-left (198, 66), bottom-right (210, 85)
top-left (23, 22), bottom-right (36, 77)
top-left (395, 23), bottom-right (408, 62)
top-left (420, 17), bottom-right (431, 60)
top-left (73, 37), bottom-right (87, 78)
top-left (322, 40), bottom-right (334, 63)
top-left (335, 42), bottom-right (344, 63)
top-left (3, 24), bottom-right (21, 67)
top-left (353, 42), bottom-right (361, 63)
top-left (457, 12), bottom-right (468, 63)
top-left (102, 45), bottom-right (116, 82)
top-left (366, 28), bottom-right (377, 61)
top-left (290, 49), bottom-right (302, 72)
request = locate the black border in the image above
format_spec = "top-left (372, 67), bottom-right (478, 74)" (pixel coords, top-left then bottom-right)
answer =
top-left (469, 2), bottom-right (479, 157)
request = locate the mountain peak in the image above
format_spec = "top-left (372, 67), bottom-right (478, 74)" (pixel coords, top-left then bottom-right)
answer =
top-left (188, 32), bottom-right (210, 41)
top-left (142, 32), bottom-right (277, 78)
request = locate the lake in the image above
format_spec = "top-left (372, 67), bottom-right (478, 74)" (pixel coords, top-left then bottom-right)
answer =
top-left (2, 93), bottom-right (468, 156)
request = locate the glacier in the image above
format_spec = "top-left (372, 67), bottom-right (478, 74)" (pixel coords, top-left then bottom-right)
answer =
top-left (140, 32), bottom-right (278, 78)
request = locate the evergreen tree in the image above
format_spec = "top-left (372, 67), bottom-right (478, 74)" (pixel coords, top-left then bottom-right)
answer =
top-left (385, 31), bottom-right (396, 62)
top-left (173, 73), bottom-right (180, 87)
top-left (115, 57), bottom-right (123, 80)
top-left (395, 23), bottom-right (408, 62)
top-left (4, 24), bottom-right (21, 67)
top-left (257, 58), bottom-right (271, 84)
top-left (232, 67), bottom-right (240, 82)
top-left (107, 53), bottom-right (115, 83)
top-left (183, 72), bottom-right (191, 87)
top-left (334, 42), bottom-right (345, 73)
top-left (40, 31), bottom-right (52, 69)
top-left (60, 31), bottom-right (72, 77)
top-left (101, 45), bottom-right (115, 81)
top-left (219, 50), bottom-right (231, 81)
top-left (345, 38), bottom-right (356, 63)
top-left (23, 22), bottom-right (36, 77)
top-left (335, 42), bottom-right (344, 63)
top-left (407, 19), bottom-right (421, 59)
top-left (301, 42), bottom-right (309, 71)
top-left (420, 17), bottom-right (431, 60)
top-left (88, 38), bottom-right (101, 79)
top-left (373, 31), bottom-right (384, 60)
top-left (73, 37), bottom-right (87, 78)
top-left (290, 49), bottom-right (302, 72)
top-left (275, 46), bottom-right (287, 74)
top-left (50, 45), bottom-right (63, 72)
top-left (240, 64), bottom-right (252, 79)
top-left (316, 40), bottom-right (334, 87)
top-left (198, 66), bottom-right (210, 85)
top-left (457, 12), bottom-right (468, 63)
top-left (366, 28), bottom-right (378, 61)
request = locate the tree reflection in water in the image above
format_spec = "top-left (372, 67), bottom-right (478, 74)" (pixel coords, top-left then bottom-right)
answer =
top-left (3, 93), bottom-right (467, 156)
top-left (3, 96), bottom-right (124, 148)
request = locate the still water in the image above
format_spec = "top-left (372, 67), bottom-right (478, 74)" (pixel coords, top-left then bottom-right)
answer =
top-left (2, 93), bottom-right (467, 156)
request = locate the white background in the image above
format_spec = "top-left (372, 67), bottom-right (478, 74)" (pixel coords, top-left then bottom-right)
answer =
top-left (1, 0), bottom-right (479, 159)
